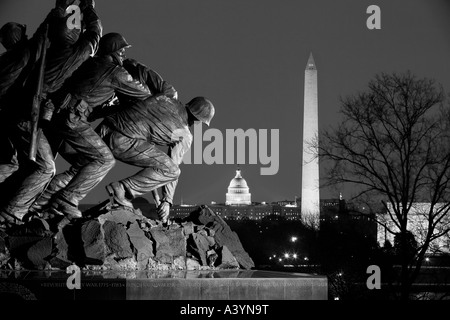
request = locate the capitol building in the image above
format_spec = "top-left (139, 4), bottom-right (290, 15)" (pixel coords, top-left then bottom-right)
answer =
top-left (170, 168), bottom-right (303, 221)
top-left (225, 169), bottom-right (252, 205)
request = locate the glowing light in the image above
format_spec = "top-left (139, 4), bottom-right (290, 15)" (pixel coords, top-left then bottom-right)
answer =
top-left (284, 253), bottom-right (289, 258)
top-left (293, 254), bottom-right (297, 259)
top-left (291, 236), bottom-right (298, 242)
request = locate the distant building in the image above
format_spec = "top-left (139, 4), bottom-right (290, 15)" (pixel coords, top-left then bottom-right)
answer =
top-left (273, 199), bottom-right (297, 206)
top-left (225, 169), bottom-right (251, 205)
top-left (170, 169), bottom-right (302, 220)
top-left (377, 202), bottom-right (450, 253)
top-left (170, 204), bottom-right (197, 218)
top-left (211, 203), bottom-right (273, 220)
top-left (320, 196), bottom-right (346, 222)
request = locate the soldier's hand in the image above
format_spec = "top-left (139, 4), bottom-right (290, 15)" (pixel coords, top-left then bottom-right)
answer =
top-left (41, 100), bottom-right (55, 122)
top-left (106, 96), bottom-right (119, 107)
top-left (157, 201), bottom-right (171, 223)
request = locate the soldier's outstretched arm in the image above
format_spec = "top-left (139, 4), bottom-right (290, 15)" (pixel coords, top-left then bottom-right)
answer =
top-left (111, 68), bottom-right (151, 101)
top-left (78, 1), bottom-right (103, 57)
top-left (123, 59), bottom-right (178, 99)
top-left (146, 68), bottom-right (178, 99)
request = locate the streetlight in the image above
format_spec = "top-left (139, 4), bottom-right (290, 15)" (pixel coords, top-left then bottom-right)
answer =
top-left (291, 236), bottom-right (298, 243)
top-left (284, 253), bottom-right (289, 259)
top-left (293, 254), bottom-right (297, 259)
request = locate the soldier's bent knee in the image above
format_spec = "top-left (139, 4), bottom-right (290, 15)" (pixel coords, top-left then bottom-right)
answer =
top-left (171, 167), bottom-right (181, 179)
top-left (96, 147), bottom-right (116, 168)
top-left (103, 155), bottom-right (116, 170)
top-left (40, 161), bottom-right (56, 177)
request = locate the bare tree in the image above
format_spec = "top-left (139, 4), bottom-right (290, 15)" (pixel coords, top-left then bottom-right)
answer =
top-left (317, 72), bottom-right (450, 300)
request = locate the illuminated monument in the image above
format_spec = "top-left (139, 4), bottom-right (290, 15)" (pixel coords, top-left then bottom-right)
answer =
top-left (226, 169), bottom-right (252, 205)
top-left (301, 53), bottom-right (320, 227)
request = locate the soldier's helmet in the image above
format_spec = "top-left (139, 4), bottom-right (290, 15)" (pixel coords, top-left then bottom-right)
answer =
top-left (97, 32), bottom-right (131, 56)
top-left (186, 97), bottom-right (215, 126)
top-left (0, 22), bottom-right (26, 50)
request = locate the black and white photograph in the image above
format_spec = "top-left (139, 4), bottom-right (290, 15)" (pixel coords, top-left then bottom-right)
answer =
top-left (0, 0), bottom-right (449, 312)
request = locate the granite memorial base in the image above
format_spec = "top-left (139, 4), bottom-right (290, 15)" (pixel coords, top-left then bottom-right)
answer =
top-left (0, 269), bottom-right (327, 300)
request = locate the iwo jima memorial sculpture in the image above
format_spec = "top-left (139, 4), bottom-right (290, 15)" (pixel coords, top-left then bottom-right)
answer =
top-left (0, 1), bottom-right (327, 301)
top-left (0, 0), bottom-right (254, 272)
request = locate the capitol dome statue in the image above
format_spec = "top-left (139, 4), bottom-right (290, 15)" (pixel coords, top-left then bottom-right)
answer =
top-left (226, 169), bottom-right (252, 205)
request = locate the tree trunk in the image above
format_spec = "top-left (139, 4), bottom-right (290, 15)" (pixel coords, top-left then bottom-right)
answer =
top-left (400, 228), bottom-right (410, 300)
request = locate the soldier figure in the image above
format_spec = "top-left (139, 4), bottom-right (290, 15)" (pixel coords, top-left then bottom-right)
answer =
top-left (38, 32), bottom-right (151, 219)
top-left (0, 21), bottom-right (47, 185)
top-left (97, 95), bottom-right (215, 222)
top-left (0, 0), bottom-right (102, 227)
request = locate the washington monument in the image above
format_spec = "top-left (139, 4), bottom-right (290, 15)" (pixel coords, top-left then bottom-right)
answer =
top-left (301, 53), bottom-right (320, 227)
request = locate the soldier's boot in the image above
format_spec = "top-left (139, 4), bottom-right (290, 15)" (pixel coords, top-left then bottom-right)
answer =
top-left (28, 197), bottom-right (51, 216)
top-left (50, 196), bottom-right (82, 220)
top-left (106, 182), bottom-right (134, 209)
top-left (0, 209), bottom-right (23, 230)
top-left (29, 176), bottom-right (69, 215)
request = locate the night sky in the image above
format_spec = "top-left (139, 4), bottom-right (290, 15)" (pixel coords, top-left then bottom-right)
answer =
top-left (1, 0), bottom-right (450, 206)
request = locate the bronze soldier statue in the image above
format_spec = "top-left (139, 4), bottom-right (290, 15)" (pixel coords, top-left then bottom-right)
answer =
top-left (0, 19), bottom-right (50, 185)
top-left (34, 32), bottom-right (151, 220)
top-left (97, 95), bottom-right (215, 223)
top-left (0, 0), bottom-right (103, 228)
top-left (31, 56), bottom-right (177, 217)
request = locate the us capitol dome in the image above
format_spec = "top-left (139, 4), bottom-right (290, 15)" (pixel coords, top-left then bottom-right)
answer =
top-left (225, 169), bottom-right (252, 205)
